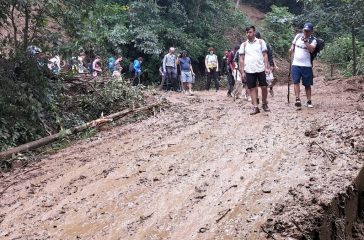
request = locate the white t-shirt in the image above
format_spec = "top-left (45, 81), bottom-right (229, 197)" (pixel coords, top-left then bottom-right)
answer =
top-left (239, 38), bottom-right (268, 73)
top-left (292, 34), bottom-right (317, 67)
top-left (205, 54), bottom-right (218, 69)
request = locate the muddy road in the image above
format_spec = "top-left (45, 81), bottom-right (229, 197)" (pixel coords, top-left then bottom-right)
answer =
top-left (1, 76), bottom-right (363, 239)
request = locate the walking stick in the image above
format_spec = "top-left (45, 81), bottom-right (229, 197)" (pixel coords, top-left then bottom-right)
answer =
top-left (287, 52), bottom-right (292, 104)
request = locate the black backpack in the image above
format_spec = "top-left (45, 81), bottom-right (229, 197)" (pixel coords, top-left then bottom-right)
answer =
top-left (129, 61), bottom-right (134, 73)
top-left (309, 36), bottom-right (325, 62)
top-left (294, 34), bottom-right (325, 62)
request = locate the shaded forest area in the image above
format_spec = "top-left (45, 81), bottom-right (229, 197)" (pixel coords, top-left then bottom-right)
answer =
top-left (0, 0), bottom-right (363, 153)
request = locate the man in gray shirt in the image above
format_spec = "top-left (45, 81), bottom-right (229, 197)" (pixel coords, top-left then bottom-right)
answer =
top-left (163, 47), bottom-right (178, 91)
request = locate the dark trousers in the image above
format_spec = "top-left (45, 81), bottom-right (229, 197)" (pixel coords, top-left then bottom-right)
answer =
top-left (165, 66), bottom-right (177, 90)
top-left (227, 68), bottom-right (235, 95)
top-left (206, 67), bottom-right (219, 91)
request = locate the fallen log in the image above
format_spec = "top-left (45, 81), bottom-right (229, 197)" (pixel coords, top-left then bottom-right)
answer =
top-left (0, 102), bottom-right (163, 160)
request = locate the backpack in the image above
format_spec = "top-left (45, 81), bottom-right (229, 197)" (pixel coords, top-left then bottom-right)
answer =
top-left (310, 37), bottom-right (325, 62)
top-left (87, 62), bottom-right (93, 73)
top-left (107, 57), bottom-right (116, 71)
top-left (294, 34), bottom-right (325, 62)
top-left (129, 61), bottom-right (134, 73)
top-left (266, 43), bottom-right (274, 67)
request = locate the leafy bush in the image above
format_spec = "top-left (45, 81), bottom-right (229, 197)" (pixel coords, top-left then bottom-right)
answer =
top-left (55, 77), bottom-right (144, 129)
top-left (263, 5), bottom-right (294, 56)
top-left (0, 55), bottom-right (58, 151)
top-left (321, 35), bottom-right (364, 76)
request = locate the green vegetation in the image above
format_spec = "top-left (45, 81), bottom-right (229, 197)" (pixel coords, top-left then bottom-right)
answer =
top-left (0, 0), bottom-right (248, 151)
top-left (262, 5), bottom-right (294, 55)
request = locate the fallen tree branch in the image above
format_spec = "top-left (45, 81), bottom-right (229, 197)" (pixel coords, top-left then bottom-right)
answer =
top-left (312, 141), bottom-right (334, 162)
top-left (222, 184), bottom-right (238, 195)
top-left (0, 102), bottom-right (163, 160)
top-left (215, 208), bottom-right (231, 223)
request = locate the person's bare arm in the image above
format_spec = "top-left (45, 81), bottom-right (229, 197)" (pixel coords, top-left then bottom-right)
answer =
top-left (239, 54), bottom-right (245, 79)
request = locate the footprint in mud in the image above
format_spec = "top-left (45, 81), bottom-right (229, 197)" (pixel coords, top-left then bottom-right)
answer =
top-left (63, 175), bottom-right (88, 195)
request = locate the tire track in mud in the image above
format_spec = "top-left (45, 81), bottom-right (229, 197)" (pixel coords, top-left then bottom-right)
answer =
top-left (0, 77), bottom-right (363, 239)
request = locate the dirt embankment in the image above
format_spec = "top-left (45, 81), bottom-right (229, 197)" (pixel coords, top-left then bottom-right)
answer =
top-left (0, 74), bottom-right (363, 239)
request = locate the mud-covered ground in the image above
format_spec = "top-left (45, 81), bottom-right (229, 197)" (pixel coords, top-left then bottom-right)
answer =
top-left (0, 76), bottom-right (363, 239)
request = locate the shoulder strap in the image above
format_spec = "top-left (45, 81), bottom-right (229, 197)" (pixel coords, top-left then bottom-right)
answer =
top-left (294, 34), bottom-right (302, 44)
top-left (308, 35), bottom-right (316, 44)
top-left (259, 39), bottom-right (263, 51)
top-left (243, 41), bottom-right (247, 53)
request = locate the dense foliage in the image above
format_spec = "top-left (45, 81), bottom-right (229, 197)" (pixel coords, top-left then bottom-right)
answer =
top-left (240, 0), bottom-right (304, 14)
top-left (262, 5), bottom-right (294, 56)
top-left (0, 0), bottom-right (248, 151)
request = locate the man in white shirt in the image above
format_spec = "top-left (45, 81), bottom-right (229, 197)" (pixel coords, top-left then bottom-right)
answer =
top-left (289, 23), bottom-right (317, 109)
top-left (239, 26), bottom-right (271, 115)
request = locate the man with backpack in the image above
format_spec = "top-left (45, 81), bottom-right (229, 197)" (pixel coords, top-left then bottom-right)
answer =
top-left (132, 57), bottom-right (143, 85)
top-left (255, 32), bottom-right (278, 97)
top-left (289, 23), bottom-right (318, 109)
top-left (239, 26), bottom-right (271, 115)
top-left (227, 45), bottom-right (239, 97)
top-left (108, 54), bottom-right (123, 76)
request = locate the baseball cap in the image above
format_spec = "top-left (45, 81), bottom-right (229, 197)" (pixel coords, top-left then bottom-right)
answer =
top-left (303, 23), bottom-right (314, 31)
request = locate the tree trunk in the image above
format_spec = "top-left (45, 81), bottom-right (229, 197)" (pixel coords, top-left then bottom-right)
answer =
top-left (235, 0), bottom-right (240, 11)
top-left (194, 0), bottom-right (201, 20)
top-left (351, 25), bottom-right (357, 76)
top-left (10, 4), bottom-right (18, 51)
top-left (0, 102), bottom-right (163, 160)
top-left (23, 3), bottom-right (31, 51)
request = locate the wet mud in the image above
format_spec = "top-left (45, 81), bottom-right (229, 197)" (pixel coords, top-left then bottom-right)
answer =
top-left (0, 76), bottom-right (363, 239)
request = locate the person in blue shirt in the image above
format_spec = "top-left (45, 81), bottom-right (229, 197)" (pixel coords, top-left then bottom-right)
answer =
top-left (133, 57), bottom-right (143, 85)
top-left (177, 50), bottom-right (195, 95)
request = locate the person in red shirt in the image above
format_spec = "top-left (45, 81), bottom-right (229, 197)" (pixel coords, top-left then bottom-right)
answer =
top-left (227, 45), bottom-right (239, 97)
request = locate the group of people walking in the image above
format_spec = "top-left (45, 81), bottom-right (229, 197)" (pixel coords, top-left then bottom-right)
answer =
top-left (27, 22), bottom-right (317, 115)
top-left (164, 23), bottom-right (316, 115)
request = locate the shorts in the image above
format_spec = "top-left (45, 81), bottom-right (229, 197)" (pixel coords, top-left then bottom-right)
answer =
top-left (245, 71), bottom-right (268, 89)
top-left (181, 71), bottom-right (194, 83)
top-left (291, 65), bottom-right (313, 86)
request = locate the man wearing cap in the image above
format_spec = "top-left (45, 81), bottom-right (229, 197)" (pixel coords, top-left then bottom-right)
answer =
top-left (289, 23), bottom-right (317, 109)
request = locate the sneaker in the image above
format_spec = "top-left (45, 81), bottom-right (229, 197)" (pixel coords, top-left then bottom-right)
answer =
top-left (227, 93), bottom-right (232, 97)
top-left (250, 107), bottom-right (260, 115)
top-left (269, 88), bottom-right (274, 97)
top-left (295, 98), bottom-right (302, 108)
top-left (262, 104), bottom-right (270, 112)
top-left (306, 100), bottom-right (313, 108)
top-left (247, 96), bottom-right (252, 102)
top-left (189, 90), bottom-right (194, 95)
